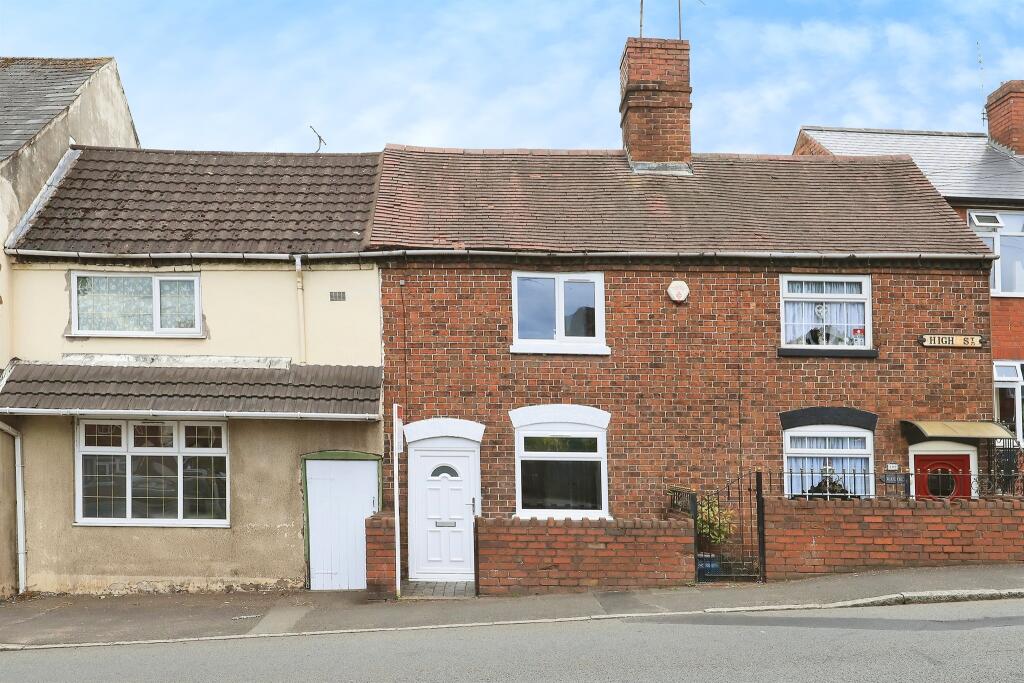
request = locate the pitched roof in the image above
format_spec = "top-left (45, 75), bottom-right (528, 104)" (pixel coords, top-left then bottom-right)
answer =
top-left (11, 146), bottom-right (381, 255)
top-left (0, 362), bottom-right (382, 418)
top-left (0, 57), bottom-right (110, 161)
top-left (367, 145), bottom-right (989, 257)
top-left (798, 126), bottom-right (1024, 203)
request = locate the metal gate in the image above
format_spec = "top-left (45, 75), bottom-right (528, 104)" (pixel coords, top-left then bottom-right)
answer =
top-left (686, 471), bottom-right (766, 582)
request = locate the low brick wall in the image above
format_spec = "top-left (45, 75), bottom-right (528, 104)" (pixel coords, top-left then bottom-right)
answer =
top-left (765, 498), bottom-right (1024, 580)
top-left (365, 511), bottom-right (397, 599)
top-left (476, 517), bottom-right (694, 596)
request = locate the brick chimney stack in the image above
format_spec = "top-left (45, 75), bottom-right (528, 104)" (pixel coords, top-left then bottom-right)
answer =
top-left (987, 80), bottom-right (1024, 154)
top-left (619, 37), bottom-right (692, 166)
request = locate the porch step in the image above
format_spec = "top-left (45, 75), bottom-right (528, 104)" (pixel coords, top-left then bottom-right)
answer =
top-left (401, 580), bottom-right (475, 599)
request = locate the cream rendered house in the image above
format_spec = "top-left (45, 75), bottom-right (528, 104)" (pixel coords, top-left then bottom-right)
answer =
top-left (1, 147), bottom-right (386, 594)
top-left (0, 58), bottom-right (138, 597)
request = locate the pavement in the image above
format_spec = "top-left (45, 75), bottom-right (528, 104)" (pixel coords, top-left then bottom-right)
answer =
top-left (1, 564), bottom-right (1024, 649)
top-left (4, 598), bottom-right (1024, 681)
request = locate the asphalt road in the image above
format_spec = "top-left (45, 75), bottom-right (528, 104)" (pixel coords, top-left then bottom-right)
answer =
top-left (4, 599), bottom-right (1024, 682)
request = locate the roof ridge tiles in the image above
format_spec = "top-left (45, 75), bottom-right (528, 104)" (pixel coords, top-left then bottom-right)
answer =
top-left (697, 152), bottom-right (915, 162)
top-left (0, 56), bottom-right (112, 66)
top-left (384, 143), bottom-right (626, 156)
top-left (801, 125), bottom-right (986, 138)
top-left (70, 145), bottom-right (383, 159)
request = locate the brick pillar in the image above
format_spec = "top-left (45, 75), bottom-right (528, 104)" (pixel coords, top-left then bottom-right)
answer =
top-left (365, 510), bottom-right (397, 599)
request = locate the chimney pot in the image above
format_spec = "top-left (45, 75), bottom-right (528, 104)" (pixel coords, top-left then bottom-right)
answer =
top-left (986, 80), bottom-right (1024, 154)
top-left (620, 37), bottom-right (692, 166)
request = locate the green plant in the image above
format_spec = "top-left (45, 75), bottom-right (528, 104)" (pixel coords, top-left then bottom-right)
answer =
top-left (696, 496), bottom-right (736, 545)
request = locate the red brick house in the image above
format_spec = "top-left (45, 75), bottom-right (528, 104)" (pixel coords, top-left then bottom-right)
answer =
top-left (360, 38), bottom-right (1001, 594)
top-left (795, 81), bottom-right (1024, 449)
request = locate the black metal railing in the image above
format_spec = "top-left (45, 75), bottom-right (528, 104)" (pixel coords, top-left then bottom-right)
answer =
top-left (766, 467), bottom-right (1024, 500)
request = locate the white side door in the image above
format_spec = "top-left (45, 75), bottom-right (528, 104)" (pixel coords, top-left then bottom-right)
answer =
top-left (307, 459), bottom-right (378, 591)
top-left (409, 442), bottom-right (479, 581)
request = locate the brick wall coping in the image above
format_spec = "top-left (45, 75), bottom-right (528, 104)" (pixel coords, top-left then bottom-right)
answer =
top-left (366, 511), bottom-right (396, 526)
top-left (476, 516), bottom-right (691, 530)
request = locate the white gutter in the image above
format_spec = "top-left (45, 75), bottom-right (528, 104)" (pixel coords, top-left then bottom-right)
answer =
top-left (4, 248), bottom-right (998, 262)
top-left (294, 256), bottom-right (308, 363)
top-left (4, 249), bottom-right (291, 260)
top-left (0, 408), bottom-right (380, 421)
top-left (0, 421), bottom-right (25, 594)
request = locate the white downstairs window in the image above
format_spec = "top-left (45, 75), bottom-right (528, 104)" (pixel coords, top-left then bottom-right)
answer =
top-left (783, 425), bottom-right (874, 497)
top-left (76, 420), bottom-right (229, 526)
top-left (780, 275), bottom-right (872, 349)
top-left (511, 405), bottom-right (611, 520)
top-left (71, 272), bottom-right (202, 337)
top-left (511, 272), bottom-right (609, 355)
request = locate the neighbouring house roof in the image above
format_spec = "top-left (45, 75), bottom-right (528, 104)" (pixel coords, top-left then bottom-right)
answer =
top-left (0, 362), bottom-right (383, 419)
top-left (0, 57), bottom-right (111, 161)
top-left (798, 126), bottom-right (1024, 204)
top-left (10, 146), bottom-right (381, 256)
top-left (366, 145), bottom-right (990, 257)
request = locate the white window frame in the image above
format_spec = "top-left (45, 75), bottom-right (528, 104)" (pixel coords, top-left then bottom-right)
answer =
top-left (970, 210), bottom-right (1024, 297)
top-left (70, 272), bottom-right (203, 338)
top-left (510, 271), bottom-right (610, 355)
top-left (779, 274), bottom-right (873, 349)
top-left (994, 361), bottom-right (1024, 443)
top-left (782, 424), bottom-right (875, 497)
top-left (969, 211), bottom-right (1005, 229)
top-left (511, 405), bottom-right (611, 520)
top-left (75, 419), bottom-right (229, 528)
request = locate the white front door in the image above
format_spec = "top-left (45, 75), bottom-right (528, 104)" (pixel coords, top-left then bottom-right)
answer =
top-left (306, 459), bottom-right (378, 591)
top-left (409, 442), bottom-right (479, 580)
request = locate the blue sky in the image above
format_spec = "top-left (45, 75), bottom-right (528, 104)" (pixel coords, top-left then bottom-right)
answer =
top-left (5, 1), bottom-right (1024, 154)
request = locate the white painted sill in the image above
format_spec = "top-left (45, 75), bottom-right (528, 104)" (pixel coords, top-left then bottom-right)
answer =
top-left (74, 520), bottom-right (230, 529)
top-left (990, 292), bottom-right (1024, 299)
top-left (509, 341), bottom-right (611, 356)
top-left (515, 512), bottom-right (613, 521)
top-left (66, 331), bottom-right (207, 340)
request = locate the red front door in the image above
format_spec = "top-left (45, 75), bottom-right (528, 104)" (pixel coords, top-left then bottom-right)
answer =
top-left (914, 454), bottom-right (972, 500)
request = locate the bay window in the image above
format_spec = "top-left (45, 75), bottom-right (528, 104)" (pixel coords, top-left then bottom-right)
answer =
top-left (77, 420), bottom-right (228, 526)
top-left (511, 272), bottom-right (609, 355)
top-left (780, 275), bottom-right (871, 349)
top-left (511, 404), bottom-right (611, 519)
top-left (783, 425), bottom-right (874, 497)
top-left (72, 272), bottom-right (202, 336)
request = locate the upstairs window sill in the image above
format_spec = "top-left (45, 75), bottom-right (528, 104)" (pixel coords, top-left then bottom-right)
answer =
top-left (778, 347), bottom-right (879, 359)
top-left (510, 341), bottom-right (611, 356)
top-left (66, 331), bottom-right (207, 340)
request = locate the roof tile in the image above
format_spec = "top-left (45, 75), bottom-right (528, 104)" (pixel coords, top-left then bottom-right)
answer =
top-left (367, 147), bottom-right (988, 256)
top-left (14, 146), bottom-right (382, 255)
top-left (0, 363), bottom-right (383, 417)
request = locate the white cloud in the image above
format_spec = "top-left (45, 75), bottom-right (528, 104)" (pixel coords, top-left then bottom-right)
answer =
top-left (5, 1), bottom-right (1023, 155)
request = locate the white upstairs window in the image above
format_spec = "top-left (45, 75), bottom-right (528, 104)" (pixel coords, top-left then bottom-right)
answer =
top-left (780, 275), bottom-right (872, 349)
top-left (511, 272), bottom-right (609, 355)
top-left (71, 272), bottom-right (202, 337)
top-left (969, 210), bottom-right (1024, 295)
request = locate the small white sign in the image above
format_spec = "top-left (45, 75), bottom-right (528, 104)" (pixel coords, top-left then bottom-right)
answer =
top-left (667, 280), bottom-right (690, 303)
